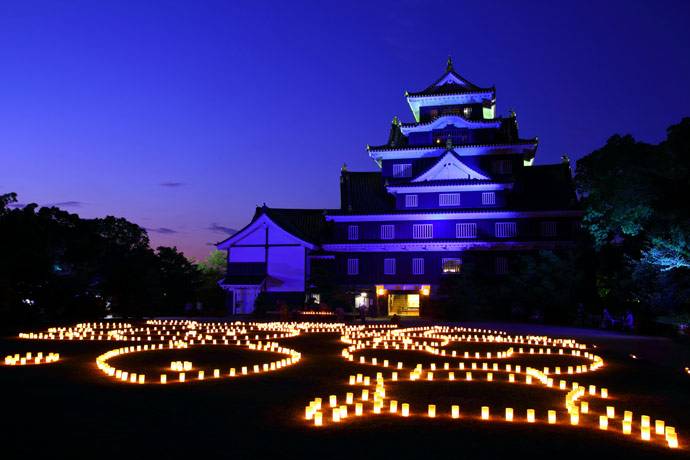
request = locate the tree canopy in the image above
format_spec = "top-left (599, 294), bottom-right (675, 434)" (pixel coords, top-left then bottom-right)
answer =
top-left (0, 195), bottom-right (224, 330)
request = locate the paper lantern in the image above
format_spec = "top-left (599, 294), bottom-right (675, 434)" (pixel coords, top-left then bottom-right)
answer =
top-left (527, 409), bottom-right (535, 423)
top-left (601, 388), bottom-right (608, 398)
top-left (361, 390), bottom-right (369, 401)
top-left (314, 411), bottom-right (323, 426)
top-left (346, 392), bottom-right (354, 404)
top-left (641, 426), bottom-right (650, 441)
top-left (580, 401), bottom-right (588, 414)
top-left (655, 420), bottom-right (665, 435)
top-left (622, 420), bottom-right (632, 435)
top-left (570, 413), bottom-right (579, 425)
top-left (451, 405), bottom-right (460, 419)
top-left (481, 406), bottom-right (489, 420)
top-left (623, 410), bottom-right (632, 422)
top-left (548, 410), bottom-right (556, 424)
top-left (606, 406), bottom-right (615, 418)
top-left (339, 405), bottom-right (347, 419)
top-left (390, 400), bottom-right (398, 413)
top-left (428, 405), bottom-right (436, 418)
top-left (160, 374), bottom-right (167, 384)
top-left (505, 407), bottom-right (513, 421)
top-left (355, 403), bottom-right (363, 416)
top-left (599, 416), bottom-right (608, 430)
top-left (329, 395), bottom-right (337, 407)
top-left (401, 403), bottom-right (410, 417)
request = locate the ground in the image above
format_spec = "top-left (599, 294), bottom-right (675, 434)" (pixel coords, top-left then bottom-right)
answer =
top-left (1, 319), bottom-right (688, 459)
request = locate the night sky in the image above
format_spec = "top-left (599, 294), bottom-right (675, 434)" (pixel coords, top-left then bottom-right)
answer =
top-left (2, 0), bottom-right (689, 260)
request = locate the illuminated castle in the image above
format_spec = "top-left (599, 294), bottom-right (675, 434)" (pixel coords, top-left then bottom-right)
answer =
top-left (217, 58), bottom-right (581, 316)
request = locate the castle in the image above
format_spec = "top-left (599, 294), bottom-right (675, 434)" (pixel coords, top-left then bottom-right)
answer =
top-left (217, 58), bottom-right (581, 316)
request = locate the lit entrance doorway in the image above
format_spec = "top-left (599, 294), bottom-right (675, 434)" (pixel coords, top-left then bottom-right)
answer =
top-left (388, 293), bottom-right (420, 316)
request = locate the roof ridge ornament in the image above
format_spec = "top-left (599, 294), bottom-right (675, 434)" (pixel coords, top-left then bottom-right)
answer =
top-left (446, 137), bottom-right (453, 149)
top-left (446, 55), bottom-right (453, 72)
top-left (341, 162), bottom-right (348, 172)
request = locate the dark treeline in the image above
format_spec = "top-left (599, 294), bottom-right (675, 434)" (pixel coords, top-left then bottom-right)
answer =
top-left (433, 118), bottom-right (690, 331)
top-left (0, 196), bottom-right (226, 331)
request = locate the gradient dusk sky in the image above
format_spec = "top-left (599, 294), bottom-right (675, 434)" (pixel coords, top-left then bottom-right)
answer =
top-left (2, 0), bottom-right (690, 260)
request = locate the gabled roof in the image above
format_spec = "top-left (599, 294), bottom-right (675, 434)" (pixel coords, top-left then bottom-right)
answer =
top-left (406, 57), bottom-right (494, 98)
top-left (216, 206), bottom-right (332, 249)
top-left (411, 150), bottom-right (489, 182)
top-left (340, 171), bottom-right (395, 212)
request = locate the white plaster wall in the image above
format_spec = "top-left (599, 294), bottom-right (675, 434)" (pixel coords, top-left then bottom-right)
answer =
top-left (229, 246), bottom-right (265, 262)
top-left (266, 246), bottom-right (305, 292)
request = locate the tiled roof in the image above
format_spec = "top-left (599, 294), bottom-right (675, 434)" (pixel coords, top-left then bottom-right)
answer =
top-left (258, 207), bottom-right (332, 244)
top-left (340, 171), bottom-right (395, 212)
top-left (406, 59), bottom-right (494, 98)
top-left (388, 179), bottom-right (506, 187)
top-left (366, 139), bottom-right (538, 152)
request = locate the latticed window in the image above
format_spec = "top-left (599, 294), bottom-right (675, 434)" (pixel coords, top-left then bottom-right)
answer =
top-left (405, 194), bottom-right (418, 207)
top-left (347, 258), bottom-right (359, 275)
top-left (495, 222), bottom-right (517, 238)
top-left (384, 258), bottom-right (396, 275)
top-left (495, 256), bottom-right (509, 275)
top-left (347, 225), bottom-right (359, 240)
top-left (442, 258), bottom-right (462, 273)
top-left (392, 163), bottom-right (412, 178)
top-left (439, 193), bottom-right (461, 206)
top-left (456, 223), bottom-right (477, 239)
top-left (380, 225), bottom-right (395, 240)
top-left (482, 192), bottom-right (496, 205)
top-left (412, 258), bottom-right (425, 275)
top-left (540, 221), bottom-right (557, 237)
top-left (412, 224), bottom-right (433, 239)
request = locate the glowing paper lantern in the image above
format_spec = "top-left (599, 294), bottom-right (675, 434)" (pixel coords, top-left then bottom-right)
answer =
top-left (428, 405), bottom-right (436, 418)
top-left (655, 420), bottom-right (665, 435)
top-left (599, 416), bottom-right (608, 430)
top-left (505, 407), bottom-right (514, 421)
top-left (451, 405), bottom-right (460, 419)
top-left (355, 403), bottom-right (363, 416)
top-left (548, 410), bottom-right (556, 424)
top-left (606, 406), bottom-right (615, 418)
top-left (314, 411), bottom-right (323, 426)
top-left (390, 400), bottom-right (398, 413)
top-left (580, 401), bottom-right (588, 414)
top-left (401, 403), bottom-right (410, 417)
top-left (527, 409), bottom-right (535, 423)
top-left (481, 406), bottom-right (489, 420)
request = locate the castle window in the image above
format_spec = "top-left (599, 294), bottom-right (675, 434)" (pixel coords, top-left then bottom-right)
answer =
top-left (347, 225), bottom-right (359, 241)
top-left (384, 258), bottom-right (396, 275)
top-left (412, 258), bottom-right (425, 275)
top-left (493, 159), bottom-right (513, 174)
top-left (347, 258), bottom-right (359, 275)
top-left (412, 224), bottom-right (433, 239)
top-left (380, 224), bottom-right (395, 240)
top-left (463, 107), bottom-right (472, 117)
top-left (495, 222), bottom-right (517, 238)
top-left (392, 163), bottom-right (412, 178)
top-left (456, 223), bottom-right (477, 239)
top-left (495, 256), bottom-right (509, 275)
top-left (541, 221), bottom-right (557, 237)
top-left (482, 192), bottom-right (496, 205)
top-left (405, 194), bottom-right (418, 208)
top-left (439, 193), bottom-right (461, 206)
top-left (442, 258), bottom-right (462, 273)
